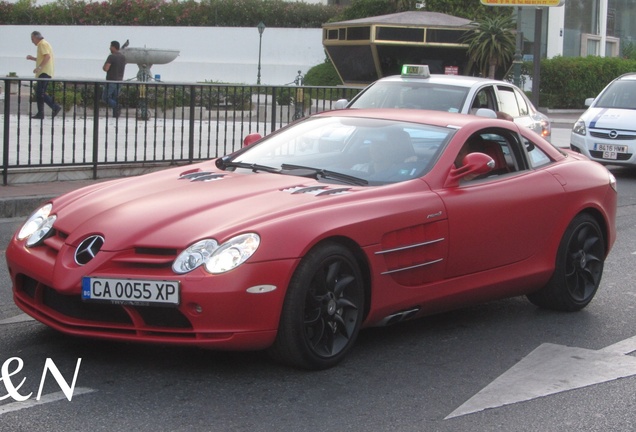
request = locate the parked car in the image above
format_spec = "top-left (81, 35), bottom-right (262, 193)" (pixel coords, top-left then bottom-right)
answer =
top-left (6, 108), bottom-right (616, 370)
top-left (570, 72), bottom-right (636, 166)
top-left (336, 65), bottom-right (552, 141)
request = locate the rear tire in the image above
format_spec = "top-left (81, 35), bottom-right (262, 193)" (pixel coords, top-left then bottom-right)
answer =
top-left (268, 242), bottom-right (365, 370)
top-left (527, 213), bottom-right (605, 311)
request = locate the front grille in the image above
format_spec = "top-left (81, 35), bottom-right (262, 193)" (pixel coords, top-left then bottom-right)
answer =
top-left (590, 131), bottom-right (636, 140)
top-left (17, 275), bottom-right (193, 332)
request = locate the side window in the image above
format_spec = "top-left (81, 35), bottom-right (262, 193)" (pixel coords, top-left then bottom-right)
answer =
top-left (496, 87), bottom-right (521, 118)
top-left (457, 128), bottom-right (530, 181)
top-left (513, 88), bottom-right (530, 116)
top-left (523, 137), bottom-right (552, 168)
top-left (471, 87), bottom-right (496, 112)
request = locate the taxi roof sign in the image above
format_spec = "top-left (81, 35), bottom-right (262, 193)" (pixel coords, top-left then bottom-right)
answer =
top-left (480, 0), bottom-right (564, 6)
top-left (401, 64), bottom-right (431, 79)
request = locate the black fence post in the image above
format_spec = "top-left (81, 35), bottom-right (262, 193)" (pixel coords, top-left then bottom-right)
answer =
top-left (92, 82), bottom-right (100, 179)
top-left (270, 86), bottom-right (277, 134)
top-left (2, 79), bottom-right (11, 185)
top-left (188, 85), bottom-right (196, 163)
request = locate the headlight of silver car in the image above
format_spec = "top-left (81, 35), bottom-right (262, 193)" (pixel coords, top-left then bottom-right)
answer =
top-left (572, 119), bottom-right (587, 136)
top-left (172, 233), bottom-right (260, 275)
top-left (17, 203), bottom-right (57, 247)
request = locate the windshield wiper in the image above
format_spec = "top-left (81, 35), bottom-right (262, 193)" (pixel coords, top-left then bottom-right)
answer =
top-left (281, 164), bottom-right (368, 186)
top-left (216, 158), bottom-right (281, 174)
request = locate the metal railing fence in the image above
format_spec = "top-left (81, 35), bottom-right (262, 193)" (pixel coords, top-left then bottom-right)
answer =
top-left (1, 77), bottom-right (361, 185)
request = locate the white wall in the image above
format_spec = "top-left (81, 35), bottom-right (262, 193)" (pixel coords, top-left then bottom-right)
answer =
top-left (0, 25), bottom-right (326, 85)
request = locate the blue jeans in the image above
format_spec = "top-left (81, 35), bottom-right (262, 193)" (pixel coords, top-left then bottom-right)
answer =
top-left (102, 82), bottom-right (121, 109)
top-left (35, 73), bottom-right (59, 114)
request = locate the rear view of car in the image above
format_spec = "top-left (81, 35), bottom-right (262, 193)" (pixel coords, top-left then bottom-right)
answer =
top-left (570, 73), bottom-right (636, 166)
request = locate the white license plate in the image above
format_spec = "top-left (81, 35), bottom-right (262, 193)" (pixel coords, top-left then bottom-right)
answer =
top-left (594, 143), bottom-right (628, 159)
top-left (82, 277), bottom-right (180, 306)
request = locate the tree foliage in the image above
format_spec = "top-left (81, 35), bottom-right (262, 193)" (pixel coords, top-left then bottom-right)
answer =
top-left (463, 14), bottom-right (516, 79)
top-left (0, 0), bottom-right (513, 27)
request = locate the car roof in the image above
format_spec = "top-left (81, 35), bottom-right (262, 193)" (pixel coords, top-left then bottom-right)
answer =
top-left (317, 108), bottom-right (511, 129)
top-left (370, 74), bottom-right (509, 89)
top-left (614, 73), bottom-right (636, 81)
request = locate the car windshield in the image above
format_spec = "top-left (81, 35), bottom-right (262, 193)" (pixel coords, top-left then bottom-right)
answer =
top-left (231, 116), bottom-right (453, 185)
top-left (348, 81), bottom-right (470, 113)
top-left (595, 80), bottom-right (636, 110)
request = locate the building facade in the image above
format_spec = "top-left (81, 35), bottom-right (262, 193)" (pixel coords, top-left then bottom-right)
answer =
top-left (523, 0), bottom-right (636, 59)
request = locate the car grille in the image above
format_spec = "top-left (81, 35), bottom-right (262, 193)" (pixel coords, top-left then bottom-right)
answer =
top-left (16, 275), bottom-right (193, 335)
top-left (590, 131), bottom-right (636, 140)
top-left (590, 150), bottom-right (633, 160)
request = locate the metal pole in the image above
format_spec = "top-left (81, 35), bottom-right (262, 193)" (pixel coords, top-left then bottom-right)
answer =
top-left (513, 7), bottom-right (523, 88)
top-left (257, 22), bottom-right (265, 85)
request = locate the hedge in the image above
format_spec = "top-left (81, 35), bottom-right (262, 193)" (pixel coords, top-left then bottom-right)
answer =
top-left (534, 56), bottom-right (636, 109)
top-left (0, 0), bottom-right (340, 27)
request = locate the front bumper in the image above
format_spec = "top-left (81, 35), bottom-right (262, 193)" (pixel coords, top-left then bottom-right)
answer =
top-left (7, 239), bottom-right (296, 351)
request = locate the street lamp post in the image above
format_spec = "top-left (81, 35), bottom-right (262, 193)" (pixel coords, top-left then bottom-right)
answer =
top-left (257, 21), bottom-right (265, 85)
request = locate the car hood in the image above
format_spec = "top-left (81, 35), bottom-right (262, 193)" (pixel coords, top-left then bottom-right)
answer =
top-left (50, 162), bottom-right (371, 251)
top-left (582, 107), bottom-right (636, 130)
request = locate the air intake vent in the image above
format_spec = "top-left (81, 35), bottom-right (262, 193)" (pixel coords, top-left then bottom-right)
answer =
top-left (282, 185), bottom-right (351, 196)
top-left (179, 172), bottom-right (225, 182)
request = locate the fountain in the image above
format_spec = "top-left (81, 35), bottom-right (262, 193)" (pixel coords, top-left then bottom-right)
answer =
top-left (120, 46), bottom-right (180, 119)
top-left (122, 46), bottom-right (180, 81)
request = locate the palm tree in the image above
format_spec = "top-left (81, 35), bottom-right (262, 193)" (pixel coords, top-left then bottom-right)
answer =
top-left (463, 15), bottom-right (516, 79)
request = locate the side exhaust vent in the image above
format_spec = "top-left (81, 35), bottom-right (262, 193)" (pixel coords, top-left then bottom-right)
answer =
top-left (377, 307), bottom-right (420, 326)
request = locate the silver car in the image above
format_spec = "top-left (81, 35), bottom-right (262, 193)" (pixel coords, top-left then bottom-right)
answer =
top-left (338, 65), bottom-right (551, 141)
top-left (570, 73), bottom-right (636, 166)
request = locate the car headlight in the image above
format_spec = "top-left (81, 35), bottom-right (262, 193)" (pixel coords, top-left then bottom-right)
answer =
top-left (172, 233), bottom-right (260, 275)
top-left (17, 203), bottom-right (57, 247)
top-left (572, 119), bottom-right (587, 136)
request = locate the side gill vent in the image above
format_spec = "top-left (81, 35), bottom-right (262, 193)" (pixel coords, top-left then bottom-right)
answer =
top-left (179, 172), bottom-right (226, 182)
top-left (282, 185), bottom-right (351, 196)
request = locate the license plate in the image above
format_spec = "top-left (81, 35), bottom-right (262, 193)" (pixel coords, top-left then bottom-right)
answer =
top-left (82, 277), bottom-right (180, 306)
top-left (594, 143), bottom-right (628, 159)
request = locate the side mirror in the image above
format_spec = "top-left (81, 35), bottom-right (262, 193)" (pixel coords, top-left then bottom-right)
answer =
top-left (334, 99), bottom-right (348, 110)
top-left (584, 97), bottom-right (594, 107)
top-left (444, 152), bottom-right (494, 187)
top-left (474, 108), bottom-right (497, 119)
top-left (243, 133), bottom-right (262, 147)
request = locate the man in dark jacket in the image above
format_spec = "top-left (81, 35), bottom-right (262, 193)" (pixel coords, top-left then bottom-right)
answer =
top-left (102, 40), bottom-right (126, 118)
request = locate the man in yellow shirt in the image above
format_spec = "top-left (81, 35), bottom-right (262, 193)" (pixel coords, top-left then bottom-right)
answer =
top-left (26, 31), bottom-right (61, 120)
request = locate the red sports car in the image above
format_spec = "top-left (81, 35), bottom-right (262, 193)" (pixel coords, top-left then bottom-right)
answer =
top-left (6, 109), bottom-right (617, 370)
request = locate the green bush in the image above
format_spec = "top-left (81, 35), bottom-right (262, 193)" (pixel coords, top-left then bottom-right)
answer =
top-left (303, 59), bottom-right (342, 86)
top-left (532, 56), bottom-right (636, 109)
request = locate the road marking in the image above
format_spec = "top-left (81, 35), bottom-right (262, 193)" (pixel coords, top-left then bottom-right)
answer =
top-left (446, 337), bottom-right (636, 419)
top-left (0, 314), bottom-right (35, 325)
top-left (0, 387), bottom-right (96, 416)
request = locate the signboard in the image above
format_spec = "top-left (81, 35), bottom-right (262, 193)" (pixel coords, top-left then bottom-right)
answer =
top-left (444, 66), bottom-right (459, 75)
top-left (480, 0), bottom-right (564, 6)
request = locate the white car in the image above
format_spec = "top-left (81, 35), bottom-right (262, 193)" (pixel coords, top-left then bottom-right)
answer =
top-left (571, 73), bottom-right (636, 166)
top-left (337, 65), bottom-right (551, 141)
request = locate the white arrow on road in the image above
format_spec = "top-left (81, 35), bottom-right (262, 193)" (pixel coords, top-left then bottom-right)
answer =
top-left (0, 314), bottom-right (35, 325)
top-left (446, 336), bottom-right (636, 419)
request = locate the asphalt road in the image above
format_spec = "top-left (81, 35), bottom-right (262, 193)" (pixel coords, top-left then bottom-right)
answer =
top-left (2, 133), bottom-right (636, 431)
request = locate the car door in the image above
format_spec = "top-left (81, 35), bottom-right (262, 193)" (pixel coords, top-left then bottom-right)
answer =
top-left (436, 127), bottom-right (566, 278)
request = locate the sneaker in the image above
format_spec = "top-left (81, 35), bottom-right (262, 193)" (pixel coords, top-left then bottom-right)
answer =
top-left (52, 105), bottom-right (61, 118)
top-left (31, 113), bottom-right (44, 120)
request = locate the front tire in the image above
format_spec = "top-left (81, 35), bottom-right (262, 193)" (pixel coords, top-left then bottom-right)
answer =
top-left (527, 213), bottom-right (605, 311)
top-left (269, 242), bottom-right (365, 370)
